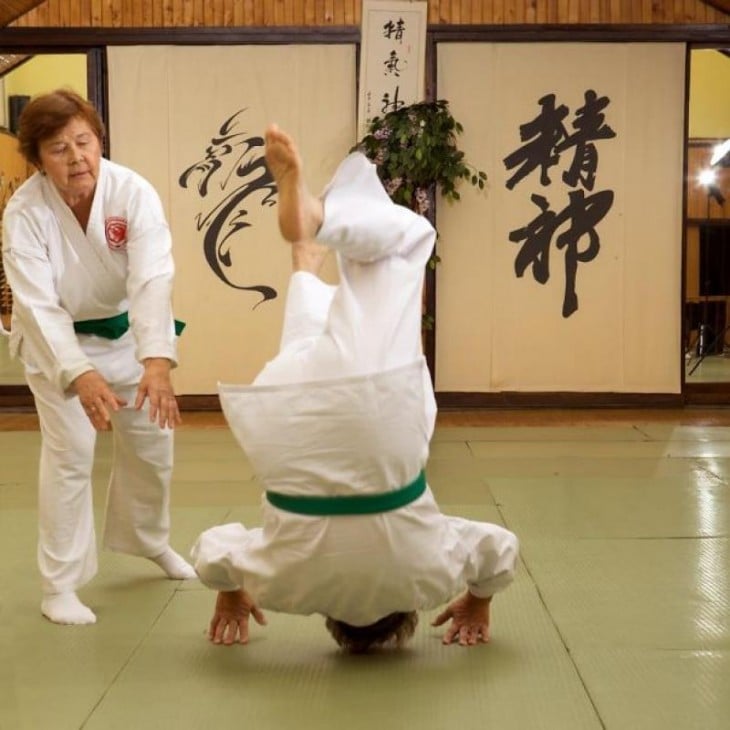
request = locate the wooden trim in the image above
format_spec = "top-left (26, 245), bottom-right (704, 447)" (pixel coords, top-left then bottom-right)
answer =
top-left (2, 24), bottom-right (730, 50)
top-left (0, 391), bottom-right (225, 411)
top-left (0, 393), bottom-right (222, 411)
top-left (681, 45), bottom-right (692, 392)
top-left (0, 390), bottom-right (691, 413)
top-left (421, 31), bottom-right (438, 384)
top-left (0, 25), bottom-right (360, 48)
top-left (685, 382), bottom-right (730, 404)
top-left (177, 394), bottom-right (222, 411)
top-left (86, 47), bottom-right (108, 152)
top-left (688, 138), bottom-right (730, 147)
top-left (429, 24), bottom-right (730, 43)
top-left (0, 386), bottom-right (34, 411)
top-left (436, 391), bottom-right (685, 409)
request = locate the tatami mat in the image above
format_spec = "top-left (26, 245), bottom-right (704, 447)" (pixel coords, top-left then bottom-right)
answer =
top-left (1, 416), bottom-right (729, 729)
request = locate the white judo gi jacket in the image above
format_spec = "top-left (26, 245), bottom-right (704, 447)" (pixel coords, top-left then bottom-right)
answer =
top-left (1, 158), bottom-right (178, 392)
top-left (192, 152), bottom-right (518, 627)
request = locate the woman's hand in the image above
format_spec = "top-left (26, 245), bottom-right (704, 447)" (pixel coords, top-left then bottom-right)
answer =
top-left (135, 357), bottom-right (181, 429)
top-left (71, 369), bottom-right (126, 430)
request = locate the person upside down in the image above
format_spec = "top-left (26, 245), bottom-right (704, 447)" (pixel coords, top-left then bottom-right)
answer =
top-left (191, 124), bottom-right (519, 652)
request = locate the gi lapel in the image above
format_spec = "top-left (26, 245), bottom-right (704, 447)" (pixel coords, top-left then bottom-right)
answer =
top-left (40, 161), bottom-right (120, 296)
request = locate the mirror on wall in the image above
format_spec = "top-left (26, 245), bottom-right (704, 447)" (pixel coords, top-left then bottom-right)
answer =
top-left (0, 52), bottom-right (88, 385)
top-left (684, 48), bottom-right (730, 385)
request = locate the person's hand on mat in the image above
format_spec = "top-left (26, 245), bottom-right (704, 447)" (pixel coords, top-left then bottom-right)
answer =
top-left (71, 369), bottom-right (126, 431)
top-left (431, 592), bottom-right (492, 647)
top-left (135, 357), bottom-right (181, 429)
top-left (208, 589), bottom-right (267, 646)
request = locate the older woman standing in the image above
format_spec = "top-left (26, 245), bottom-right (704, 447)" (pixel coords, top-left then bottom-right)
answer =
top-left (1, 89), bottom-right (195, 626)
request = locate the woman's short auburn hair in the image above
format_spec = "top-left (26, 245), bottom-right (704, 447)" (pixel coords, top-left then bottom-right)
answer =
top-left (17, 88), bottom-right (105, 167)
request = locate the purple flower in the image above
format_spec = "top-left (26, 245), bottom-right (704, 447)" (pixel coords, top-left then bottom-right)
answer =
top-left (385, 177), bottom-right (403, 195)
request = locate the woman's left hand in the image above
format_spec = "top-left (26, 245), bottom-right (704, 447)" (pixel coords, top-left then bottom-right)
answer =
top-left (135, 357), bottom-right (182, 429)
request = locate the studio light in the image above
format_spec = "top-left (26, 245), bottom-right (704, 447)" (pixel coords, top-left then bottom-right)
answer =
top-left (699, 167), bottom-right (725, 206)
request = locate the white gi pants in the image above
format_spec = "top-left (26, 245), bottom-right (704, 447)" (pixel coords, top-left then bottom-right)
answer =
top-left (26, 367), bottom-right (172, 595)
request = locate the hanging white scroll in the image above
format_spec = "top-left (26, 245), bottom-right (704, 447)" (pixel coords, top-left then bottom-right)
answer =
top-left (357, 0), bottom-right (427, 140)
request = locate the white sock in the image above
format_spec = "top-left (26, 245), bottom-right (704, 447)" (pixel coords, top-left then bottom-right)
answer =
top-left (149, 548), bottom-right (197, 580)
top-left (41, 592), bottom-right (97, 625)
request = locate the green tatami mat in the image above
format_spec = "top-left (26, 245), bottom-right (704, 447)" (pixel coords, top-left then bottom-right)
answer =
top-left (2, 420), bottom-right (730, 729)
top-left (79, 577), bottom-right (602, 730)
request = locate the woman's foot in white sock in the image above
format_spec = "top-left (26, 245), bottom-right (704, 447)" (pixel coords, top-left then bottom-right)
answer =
top-left (149, 548), bottom-right (197, 580)
top-left (41, 592), bottom-right (96, 625)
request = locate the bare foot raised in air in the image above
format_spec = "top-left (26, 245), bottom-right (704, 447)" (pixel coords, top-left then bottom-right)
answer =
top-left (265, 124), bottom-right (324, 244)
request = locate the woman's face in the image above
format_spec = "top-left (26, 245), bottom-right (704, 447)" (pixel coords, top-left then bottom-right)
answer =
top-left (37, 116), bottom-right (102, 206)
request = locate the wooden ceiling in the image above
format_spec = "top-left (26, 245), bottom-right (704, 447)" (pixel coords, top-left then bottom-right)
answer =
top-left (0, 0), bottom-right (45, 28)
top-left (0, 1), bottom-right (44, 77)
top-left (705, 0), bottom-right (730, 14)
top-left (0, 0), bottom-right (728, 30)
top-left (0, 53), bottom-right (29, 77)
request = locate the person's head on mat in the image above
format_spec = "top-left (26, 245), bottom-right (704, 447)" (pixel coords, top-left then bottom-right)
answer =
top-left (325, 612), bottom-right (419, 653)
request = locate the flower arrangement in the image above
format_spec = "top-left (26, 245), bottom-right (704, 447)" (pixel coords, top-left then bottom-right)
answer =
top-left (354, 99), bottom-right (487, 219)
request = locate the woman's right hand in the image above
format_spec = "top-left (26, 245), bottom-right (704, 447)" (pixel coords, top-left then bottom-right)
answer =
top-left (71, 370), bottom-right (127, 430)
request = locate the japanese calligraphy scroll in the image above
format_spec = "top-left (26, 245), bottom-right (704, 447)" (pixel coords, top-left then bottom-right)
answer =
top-left (107, 45), bottom-right (355, 394)
top-left (435, 43), bottom-right (685, 394)
top-left (358, 0), bottom-right (427, 139)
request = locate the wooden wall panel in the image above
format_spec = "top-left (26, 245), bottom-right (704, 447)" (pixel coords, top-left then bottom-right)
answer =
top-left (9, 0), bottom-right (728, 27)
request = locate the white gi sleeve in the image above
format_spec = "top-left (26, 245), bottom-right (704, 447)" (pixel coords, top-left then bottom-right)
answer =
top-left (317, 152), bottom-right (436, 267)
top-left (455, 518), bottom-right (520, 598)
top-left (190, 524), bottom-right (250, 593)
top-left (2, 209), bottom-right (94, 391)
top-left (278, 271), bottom-right (337, 351)
top-left (124, 177), bottom-right (178, 366)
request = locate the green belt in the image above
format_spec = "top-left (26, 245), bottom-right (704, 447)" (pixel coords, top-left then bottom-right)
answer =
top-left (266, 470), bottom-right (427, 516)
top-left (73, 311), bottom-right (185, 340)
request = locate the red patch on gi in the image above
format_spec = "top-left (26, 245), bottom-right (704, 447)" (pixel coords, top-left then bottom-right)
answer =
top-left (105, 217), bottom-right (128, 250)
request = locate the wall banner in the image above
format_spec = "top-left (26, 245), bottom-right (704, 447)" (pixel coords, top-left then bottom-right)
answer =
top-left (108, 45), bottom-right (355, 394)
top-left (435, 43), bottom-right (686, 394)
top-left (357, 0), bottom-right (427, 140)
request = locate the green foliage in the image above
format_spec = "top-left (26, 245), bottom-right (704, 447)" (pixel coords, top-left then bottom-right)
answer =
top-left (354, 100), bottom-right (485, 331)
top-left (354, 99), bottom-right (487, 215)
